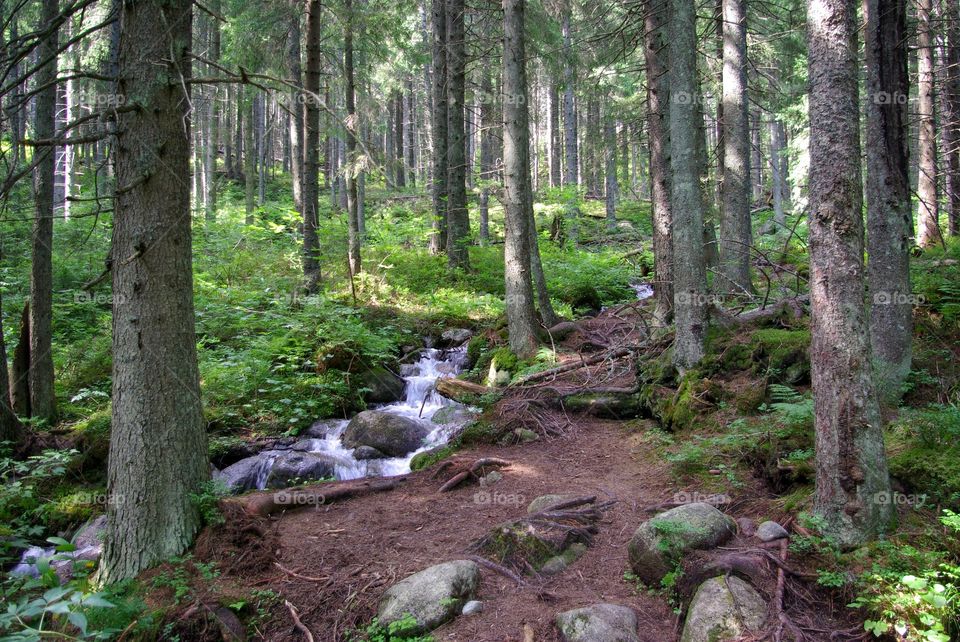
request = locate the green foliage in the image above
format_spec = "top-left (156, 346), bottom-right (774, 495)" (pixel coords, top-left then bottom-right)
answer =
top-left (346, 614), bottom-right (434, 642)
top-left (188, 479), bottom-right (231, 527)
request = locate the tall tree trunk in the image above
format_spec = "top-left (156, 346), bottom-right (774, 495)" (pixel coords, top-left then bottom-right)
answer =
top-left (645, 0), bottom-right (674, 326)
top-left (430, 0), bottom-right (449, 254)
top-left (808, 0), bottom-right (892, 548)
top-left (479, 70), bottom-right (495, 246)
top-left (11, 302), bottom-right (30, 418)
top-left (0, 290), bottom-right (22, 444)
top-left (750, 108), bottom-right (762, 203)
top-left (865, 0), bottom-right (912, 401)
top-left (719, 0), bottom-right (753, 296)
top-left (204, 0), bottom-right (220, 222)
top-left (244, 91), bottom-right (256, 224)
top-left (604, 114), bottom-right (617, 230)
top-left (406, 80), bottom-right (417, 188)
top-left (549, 81), bottom-right (562, 187)
top-left (287, 6), bottom-right (304, 216)
top-left (503, 0), bottom-right (538, 358)
top-left (224, 83), bottom-right (235, 178)
top-left (302, 0), bottom-right (323, 292)
top-left (395, 90), bottom-right (406, 188)
top-left (562, 5), bottom-right (578, 186)
top-left (769, 120), bottom-right (787, 227)
top-left (344, 0), bottom-right (362, 276)
top-left (445, 0), bottom-right (470, 269)
top-left (30, 0), bottom-right (59, 424)
top-left (101, 0), bottom-right (209, 582)
top-left (670, 0), bottom-right (708, 369)
top-left (916, 0), bottom-right (942, 247)
top-left (944, 1), bottom-right (960, 236)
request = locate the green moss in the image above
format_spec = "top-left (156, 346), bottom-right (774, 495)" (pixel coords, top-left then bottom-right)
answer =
top-left (458, 420), bottom-right (504, 445)
top-left (750, 329), bottom-right (811, 384)
top-left (477, 522), bottom-right (560, 572)
top-left (410, 445), bottom-right (457, 471)
top-left (888, 446), bottom-right (960, 507)
top-left (735, 382), bottom-right (767, 413)
top-left (489, 347), bottom-right (519, 373)
top-left (67, 408), bottom-right (111, 474)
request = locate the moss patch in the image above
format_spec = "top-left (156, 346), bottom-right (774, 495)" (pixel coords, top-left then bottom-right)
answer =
top-left (410, 444), bottom-right (457, 471)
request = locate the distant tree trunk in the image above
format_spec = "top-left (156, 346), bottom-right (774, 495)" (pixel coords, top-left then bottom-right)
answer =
top-left (479, 70), bottom-right (495, 246)
top-left (0, 291), bottom-right (22, 444)
top-left (719, 0), bottom-right (753, 296)
top-left (750, 108), bottom-right (762, 203)
top-left (395, 90), bottom-right (406, 188)
top-left (30, 0), bottom-right (59, 424)
top-left (204, 0), bottom-right (220, 222)
top-left (430, 0), bottom-right (449, 254)
top-left (101, 0), bottom-right (209, 582)
top-left (445, 0), bottom-right (470, 269)
top-left (670, 0), bottom-right (707, 369)
top-left (406, 80), bottom-right (417, 188)
top-left (11, 302), bottom-right (30, 418)
top-left (916, 0), bottom-right (942, 247)
top-left (287, 7), bottom-right (304, 215)
top-left (549, 81), bottom-right (562, 187)
top-left (604, 114), bottom-right (617, 230)
top-left (302, 0), bottom-right (323, 292)
top-left (562, 6), bottom-right (578, 186)
top-left (769, 120), bottom-right (786, 227)
top-left (503, 0), bottom-right (539, 357)
top-left (808, 0), bottom-right (892, 549)
top-left (344, 0), bottom-right (362, 277)
top-left (866, 0), bottom-right (912, 401)
top-left (944, 1), bottom-right (960, 236)
top-left (645, 0), bottom-right (673, 326)
top-left (224, 84), bottom-right (235, 178)
top-left (244, 92), bottom-right (256, 224)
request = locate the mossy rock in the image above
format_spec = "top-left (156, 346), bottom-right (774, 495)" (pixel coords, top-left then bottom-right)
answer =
top-left (734, 381), bottom-right (767, 413)
top-left (473, 521), bottom-right (564, 573)
top-left (637, 348), bottom-right (678, 386)
top-left (67, 409), bottom-right (111, 474)
top-left (466, 335), bottom-right (489, 368)
top-left (458, 419), bottom-right (505, 445)
top-left (749, 328), bottom-right (810, 384)
top-left (410, 445), bottom-right (457, 471)
top-left (889, 446), bottom-right (960, 507)
top-left (656, 375), bottom-right (724, 431)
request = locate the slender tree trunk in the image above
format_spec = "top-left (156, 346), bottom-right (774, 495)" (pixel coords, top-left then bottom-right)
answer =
top-left (406, 80), bottom-right (417, 188)
top-left (287, 6), bottom-right (304, 215)
top-left (562, 6), bottom-right (578, 186)
top-left (719, 0), bottom-right (753, 296)
top-left (944, 1), bottom-right (960, 235)
top-left (503, 0), bottom-right (539, 357)
top-left (865, 0), bottom-right (912, 401)
top-left (670, 0), bottom-right (708, 369)
top-left (750, 108), bottom-right (762, 203)
top-left (395, 90), bottom-right (406, 188)
top-left (0, 290), bottom-right (22, 444)
top-left (344, 0), bottom-right (362, 276)
top-left (430, 0), bottom-right (449, 254)
top-left (479, 70), bottom-right (494, 246)
top-left (30, 0), bottom-right (59, 424)
top-left (769, 120), bottom-right (786, 227)
top-left (549, 81), bottom-right (562, 187)
top-left (11, 302), bottom-right (30, 418)
top-left (302, 0), bottom-right (322, 292)
top-left (204, 0), bottom-right (220, 222)
top-left (645, 0), bottom-right (674, 326)
top-left (244, 92), bottom-right (256, 224)
top-left (224, 83), bottom-right (234, 178)
top-left (101, 0), bottom-right (209, 582)
top-left (445, 0), bottom-right (470, 269)
top-left (604, 114), bottom-right (617, 230)
top-left (808, 0), bottom-right (892, 548)
top-left (916, 0), bottom-right (942, 247)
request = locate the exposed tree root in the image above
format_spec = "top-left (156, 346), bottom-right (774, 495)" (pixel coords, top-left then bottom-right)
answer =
top-left (230, 477), bottom-right (407, 517)
top-left (438, 457), bottom-right (512, 492)
top-left (284, 600), bottom-right (315, 642)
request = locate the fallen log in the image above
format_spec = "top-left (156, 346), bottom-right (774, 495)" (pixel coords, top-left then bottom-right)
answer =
top-left (510, 345), bottom-right (637, 387)
top-left (229, 476), bottom-right (407, 517)
top-left (435, 377), bottom-right (498, 404)
top-left (712, 295), bottom-right (809, 328)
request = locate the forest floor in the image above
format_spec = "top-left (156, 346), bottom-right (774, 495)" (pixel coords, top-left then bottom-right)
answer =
top-left (172, 306), bottom-right (865, 642)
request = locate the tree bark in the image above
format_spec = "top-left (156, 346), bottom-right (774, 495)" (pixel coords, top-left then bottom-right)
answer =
top-left (287, 6), bottom-right (304, 216)
top-left (302, 0), bottom-right (323, 292)
top-left (550, 81), bottom-right (562, 187)
top-left (395, 90), bottom-right (406, 188)
top-left (11, 302), bottom-right (30, 418)
top-left (445, 0), bottom-right (470, 269)
top-left (101, 0), bottom-right (209, 582)
top-left (604, 113), bottom-right (617, 230)
top-left (916, 0), bottom-right (942, 247)
top-left (30, 0), bottom-right (59, 424)
top-left (865, 0), bottom-right (912, 402)
top-left (808, 0), bottom-right (892, 548)
top-left (941, 0), bottom-right (960, 235)
top-left (502, 0), bottom-right (539, 357)
top-left (562, 5), bottom-right (578, 186)
top-left (344, 0), bottom-right (362, 277)
top-left (644, 0), bottom-right (674, 326)
top-left (430, 0), bottom-right (449, 254)
top-left (769, 119), bottom-right (787, 227)
top-left (204, 0), bottom-right (220, 222)
top-left (670, 0), bottom-right (708, 369)
top-left (719, 0), bottom-right (753, 296)
top-left (244, 90), bottom-right (256, 224)
top-left (0, 290), bottom-right (22, 444)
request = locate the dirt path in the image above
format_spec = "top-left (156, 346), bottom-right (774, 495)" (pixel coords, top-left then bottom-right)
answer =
top-left (262, 415), bottom-right (683, 641)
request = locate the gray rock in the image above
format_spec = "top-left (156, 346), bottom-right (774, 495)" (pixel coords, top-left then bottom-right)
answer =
top-left (736, 517), bottom-right (757, 537)
top-left (353, 445), bottom-right (388, 460)
top-left (265, 451), bottom-right (336, 488)
top-left (377, 560), bottom-right (480, 633)
top-left (627, 502), bottom-right (736, 585)
top-left (680, 576), bottom-right (767, 642)
top-left (431, 405), bottom-right (476, 427)
top-left (480, 470), bottom-right (502, 486)
top-left (441, 328), bottom-right (474, 345)
top-left (555, 603), bottom-right (640, 642)
top-left (72, 515), bottom-right (107, 550)
top-left (528, 494), bottom-right (576, 514)
top-left (462, 600), bottom-right (483, 616)
top-left (756, 520), bottom-right (789, 542)
top-left (547, 321), bottom-right (579, 341)
top-left (541, 542), bottom-right (587, 576)
top-left (514, 428), bottom-right (540, 443)
top-left (359, 366), bottom-right (406, 403)
top-left (303, 419), bottom-right (344, 439)
top-left (217, 454), bottom-right (271, 492)
top-left (342, 410), bottom-right (431, 457)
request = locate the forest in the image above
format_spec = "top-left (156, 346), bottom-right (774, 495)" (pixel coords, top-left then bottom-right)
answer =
top-left (0, 0), bottom-right (960, 639)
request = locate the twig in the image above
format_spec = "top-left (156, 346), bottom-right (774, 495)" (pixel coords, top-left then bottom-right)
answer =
top-left (284, 600), bottom-right (315, 642)
top-left (468, 555), bottom-right (528, 586)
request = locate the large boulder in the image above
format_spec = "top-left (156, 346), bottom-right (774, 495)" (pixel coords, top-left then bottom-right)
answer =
top-left (264, 451), bottom-right (336, 488)
top-left (217, 454), bottom-right (272, 493)
top-left (441, 328), bottom-right (474, 346)
top-left (358, 366), bottom-right (406, 403)
top-left (627, 502), bottom-right (736, 585)
top-left (555, 603), bottom-right (640, 642)
top-left (342, 410), bottom-right (430, 457)
top-left (680, 576), bottom-right (767, 642)
top-left (377, 560), bottom-right (480, 633)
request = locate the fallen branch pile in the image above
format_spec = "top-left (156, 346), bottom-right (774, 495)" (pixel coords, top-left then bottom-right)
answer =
top-left (436, 457), bottom-right (512, 492)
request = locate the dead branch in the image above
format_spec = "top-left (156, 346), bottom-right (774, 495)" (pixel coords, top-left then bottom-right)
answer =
top-left (468, 554), bottom-right (528, 586)
top-left (510, 345), bottom-right (638, 387)
top-left (284, 600), bottom-right (315, 642)
top-left (231, 477), bottom-right (406, 517)
top-left (438, 458), bottom-right (512, 492)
